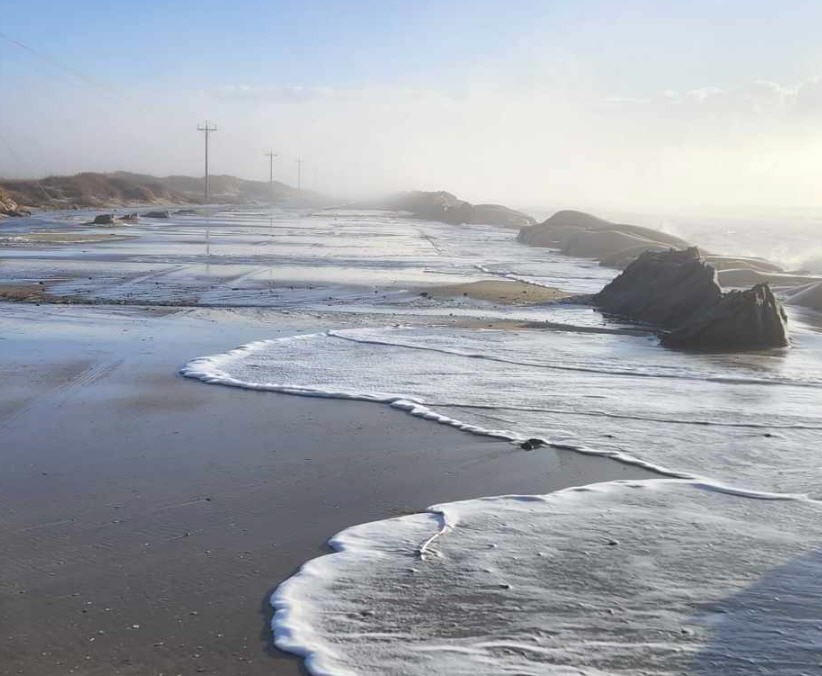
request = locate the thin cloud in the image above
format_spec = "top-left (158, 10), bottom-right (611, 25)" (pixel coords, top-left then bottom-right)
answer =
top-left (214, 85), bottom-right (334, 103)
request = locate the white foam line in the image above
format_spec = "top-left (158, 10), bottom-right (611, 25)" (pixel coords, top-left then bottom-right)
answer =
top-left (182, 328), bottom-right (821, 673)
top-left (181, 332), bottom-right (819, 501)
top-left (181, 334), bottom-right (686, 474)
top-left (426, 401), bottom-right (822, 430)
top-left (417, 509), bottom-right (451, 560)
top-left (268, 475), bottom-right (821, 676)
top-left (474, 263), bottom-right (596, 289)
top-left (420, 478), bottom-right (816, 571)
top-left (325, 328), bottom-right (821, 389)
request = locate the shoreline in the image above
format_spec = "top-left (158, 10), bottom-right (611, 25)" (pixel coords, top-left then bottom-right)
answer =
top-left (0, 303), bottom-right (656, 675)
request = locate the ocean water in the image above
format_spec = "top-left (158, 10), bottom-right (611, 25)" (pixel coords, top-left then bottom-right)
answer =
top-left (175, 209), bottom-right (822, 674)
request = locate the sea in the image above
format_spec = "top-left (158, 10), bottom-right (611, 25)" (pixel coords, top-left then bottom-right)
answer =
top-left (7, 206), bottom-right (822, 674)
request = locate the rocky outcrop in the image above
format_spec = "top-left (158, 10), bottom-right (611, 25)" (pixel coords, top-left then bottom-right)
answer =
top-left (377, 191), bottom-right (535, 228)
top-left (563, 229), bottom-right (667, 260)
top-left (662, 283), bottom-right (788, 349)
top-left (89, 212), bottom-right (143, 225)
top-left (594, 247), bottom-right (721, 328)
top-left (518, 210), bottom-right (793, 288)
top-left (518, 210), bottom-right (689, 267)
top-left (142, 210), bottom-right (170, 219)
top-left (0, 188), bottom-right (30, 217)
top-left (593, 247), bottom-right (788, 350)
top-left (471, 204), bottom-right (535, 228)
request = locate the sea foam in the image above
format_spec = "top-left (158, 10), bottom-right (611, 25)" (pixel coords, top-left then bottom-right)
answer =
top-left (182, 325), bottom-right (822, 496)
top-left (271, 480), bottom-right (822, 675)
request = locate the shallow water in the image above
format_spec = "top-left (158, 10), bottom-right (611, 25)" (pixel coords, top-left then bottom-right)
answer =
top-left (184, 322), bottom-right (822, 496)
top-left (8, 206), bottom-right (821, 674)
top-left (171, 209), bottom-right (822, 673)
top-left (273, 481), bottom-right (822, 675)
top-left (1, 207), bottom-right (611, 308)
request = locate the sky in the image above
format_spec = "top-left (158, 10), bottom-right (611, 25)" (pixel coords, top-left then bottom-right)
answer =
top-left (2, 0), bottom-right (822, 211)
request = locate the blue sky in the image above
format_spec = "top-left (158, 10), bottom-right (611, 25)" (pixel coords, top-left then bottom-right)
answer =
top-left (2, 1), bottom-right (822, 209)
top-left (5, 1), bottom-right (821, 93)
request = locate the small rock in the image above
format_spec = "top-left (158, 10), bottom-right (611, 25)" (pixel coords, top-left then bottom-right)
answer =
top-left (520, 438), bottom-right (544, 450)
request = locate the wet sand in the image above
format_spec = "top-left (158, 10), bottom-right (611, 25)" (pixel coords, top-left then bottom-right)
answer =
top-left (0, 303), bottom-right (654, 675)
top-left (423, 279), bottom-right (570, 304)
top-left (0, 232), bottom-right (132, 243)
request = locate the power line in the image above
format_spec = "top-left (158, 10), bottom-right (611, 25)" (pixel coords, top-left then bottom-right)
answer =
top-left (197, 121), bottom-right (218, 202)
top-left (0, 31), bottom-right (115, 94)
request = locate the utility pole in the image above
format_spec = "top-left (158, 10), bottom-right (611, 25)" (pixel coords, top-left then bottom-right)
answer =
top-left (197, 121), bottom-right (218, 202)
top-left (296, 157), bottom-right (303, 191)
top-left (264, 150), bottom-right (278, 184)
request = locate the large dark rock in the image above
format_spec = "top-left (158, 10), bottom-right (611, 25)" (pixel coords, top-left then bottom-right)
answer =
top-left (594, 247), bottom-right (722, 328)
top-left (593, 247), bottom-right (788, 350)
top-left (662, 283), bottom-right (788, 349)
top-left (92, 213), bottom-right (117, 225)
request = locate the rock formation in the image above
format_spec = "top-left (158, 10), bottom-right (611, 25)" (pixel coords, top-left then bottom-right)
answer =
top-left (662, 283), bottom-right (788, 349)
top-left (518, 209), bottom-right (688, 266)
top-left (377, 191), bottom-right (535, 228)
top-left (518, 210), bottom-right (797, 291)
top-left (92, 214), bottom-right (117, 225)
top-left (470, 203), bottom-right (535, 228)
top-left (0, 188), bottom-right (30, 217)
top-left (593, 247), bottom-right (788, 350)
top-left (594, 247), bottom-right (722, 328)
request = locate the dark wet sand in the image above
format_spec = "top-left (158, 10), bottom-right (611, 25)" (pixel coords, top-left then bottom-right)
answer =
top-left (0, 304), bottom-right (655, 675)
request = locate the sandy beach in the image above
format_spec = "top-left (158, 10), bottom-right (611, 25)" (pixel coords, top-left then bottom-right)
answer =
top-left (0, 303), bottom-right (653, 675)
top-left (422, 280), bottom-right (571, 304)
top-left (5, 5), bottom-right (822, 672)
top-left (3, 205), bottom-right (817, 675)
